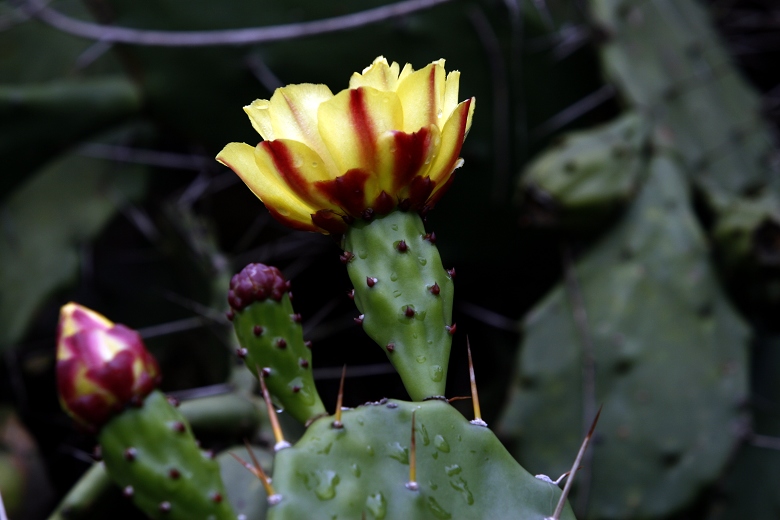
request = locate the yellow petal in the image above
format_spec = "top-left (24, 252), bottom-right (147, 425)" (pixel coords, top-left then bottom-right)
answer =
top-left (427, 98), bottom-right (475, 195)
top-left (442, 70), bottom-right (461, 123)
top-left (396, 59), bottom-right (446, 133)
top-left (217, 142), bottom-right (318, 231)
top-left (244, 99), bottom-right (274, 141)
top-left (267, 84), bottom-right (339, 175)
top-left (254, 139), bottom-right (341, 213)
top-left (349, 56), bottom-right (402, 91)
top-left (374, 124), bottom-right (440, 197)
top-left (317, 86), bottom-right (403, 176)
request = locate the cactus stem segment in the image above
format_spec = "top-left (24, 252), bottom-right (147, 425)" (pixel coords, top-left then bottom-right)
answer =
top-left (332, 365), bottom-right (347, 429)
top-left (467, 337), bottom-right (487, 427)
top-left (546, 406), bottom-right (603, 520)
top-left (257, 367), bottom-right (290, 451)
top-left (405, 411), bottom-right (419, 491)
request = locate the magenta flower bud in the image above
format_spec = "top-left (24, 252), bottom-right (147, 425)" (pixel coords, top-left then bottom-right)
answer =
top-left (56, 303), bottom-right (161, 430)
top-left (227, 263), bottom-right (288, 312)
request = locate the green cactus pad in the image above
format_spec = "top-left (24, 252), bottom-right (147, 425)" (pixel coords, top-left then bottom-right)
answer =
top-left (519, 111), bottom-right (649, 229)
top-left (98, 390), bottom-right (236, 520)
top-left (499, 156), bottom-right (750, 519)
top-left (343, 211), bottom-right (454, 400)
top-left (268, 399), bottom-right (576, 520)
top-left (230, 264), bottom-right (326, 424)
top-left (592, 0), bottom-right (778, 212)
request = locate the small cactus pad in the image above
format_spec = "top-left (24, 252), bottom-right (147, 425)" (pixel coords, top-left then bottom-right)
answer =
top-left (268, 399), bottom-right (576, 520)
top-left (230, 263), bottom-right (326, 424)
top-left (499, 156), bottom-right (749, 518)
top-left (519, 111), bottom-right (649, 229)
top-left (343, 211), bottom-right (454, 400)
top-left (98, 390), bottom-right (236, 520)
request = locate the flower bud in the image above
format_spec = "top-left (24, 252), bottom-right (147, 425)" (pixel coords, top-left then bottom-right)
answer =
top-left (56, 303), bottom-right (161, 430)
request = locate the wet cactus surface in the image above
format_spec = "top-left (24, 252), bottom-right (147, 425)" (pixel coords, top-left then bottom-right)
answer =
top-left (269, 399), bottom-right (575, 520)
top-left (344, 211), bottom-right (454, 401)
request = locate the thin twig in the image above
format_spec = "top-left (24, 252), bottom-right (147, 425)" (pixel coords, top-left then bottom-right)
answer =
top-left (467, 5), bottom-right (511, 204)
top-left (79, 143), bottom-right (211, 170)
top-left (751, 433), bottom-right (780, 451)
top-left (561, 245), bottom-right (597, 517)
top-left (313, 363), bottom-right (396, 380)
top-left (533, 85), bottom-right (616, 139)
top-left (20, 0), bottom-right (455, 47)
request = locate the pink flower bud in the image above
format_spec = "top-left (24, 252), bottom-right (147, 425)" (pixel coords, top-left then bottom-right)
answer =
top-left (56, 303), bottom-right (161, 430)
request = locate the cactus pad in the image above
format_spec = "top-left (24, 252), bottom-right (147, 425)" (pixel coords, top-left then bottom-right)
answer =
top-left (518, 111), bottom-right (649, 229)
top-left (344, 211), bottom-right (454, 400)
top-left (98, 390), bottom-right (236, 520)
top-left (499, 156), bottom-right (749, 518)
top-left (230, 263), bottom-right (326, 424)
top-left (268, 398), bottom-right (576, 520)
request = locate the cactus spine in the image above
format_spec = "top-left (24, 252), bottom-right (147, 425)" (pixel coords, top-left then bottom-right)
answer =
top-left (343, 211), bottom-right (454, 400)
top-left (98, 390), bottom-right (235, 520)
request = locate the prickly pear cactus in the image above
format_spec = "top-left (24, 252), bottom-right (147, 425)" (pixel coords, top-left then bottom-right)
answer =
top-left (591, 0), bottom-right (780, 251)
top-left (518, 111), bottom-right (649, 229)
top-left (269, 399), bottom-right (576, 520)
top-left (500, 156), bottom-right (749, 518)
top-left (344, 211), bottom-right (454, 400)
top-left (99, 390), bottom-right (236, 520)
top-left (229, 263), bottom-right (326, 424)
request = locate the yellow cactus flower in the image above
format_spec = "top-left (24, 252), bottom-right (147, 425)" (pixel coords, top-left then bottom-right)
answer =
top-left (57, 303), bottom-right (160, 430)
top-left (217, 56), bottom-right (475, 234)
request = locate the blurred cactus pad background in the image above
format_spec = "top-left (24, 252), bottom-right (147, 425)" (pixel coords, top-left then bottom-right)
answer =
top-left (2, 0), bottom-right (780, 519)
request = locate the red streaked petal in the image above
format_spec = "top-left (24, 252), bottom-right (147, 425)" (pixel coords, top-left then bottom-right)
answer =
top-left (312, 209), bottom-right (349, 234)
top-left (375, 125), bottom-right (439, 197)
top-left (427, 98), bottom-right (474, 200)
top-left (396, 60), bottom-right (446, 133)
top-left (318, 87), bottom-right (403, 175)
top-left (255, 139), bottom-right (341, 213)
top-left (407, 176), bottom-right (434, 210)
top-left (315, 168), bottom-right (373, 217)
top-left (217, 142), bottom-right (318, 231)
